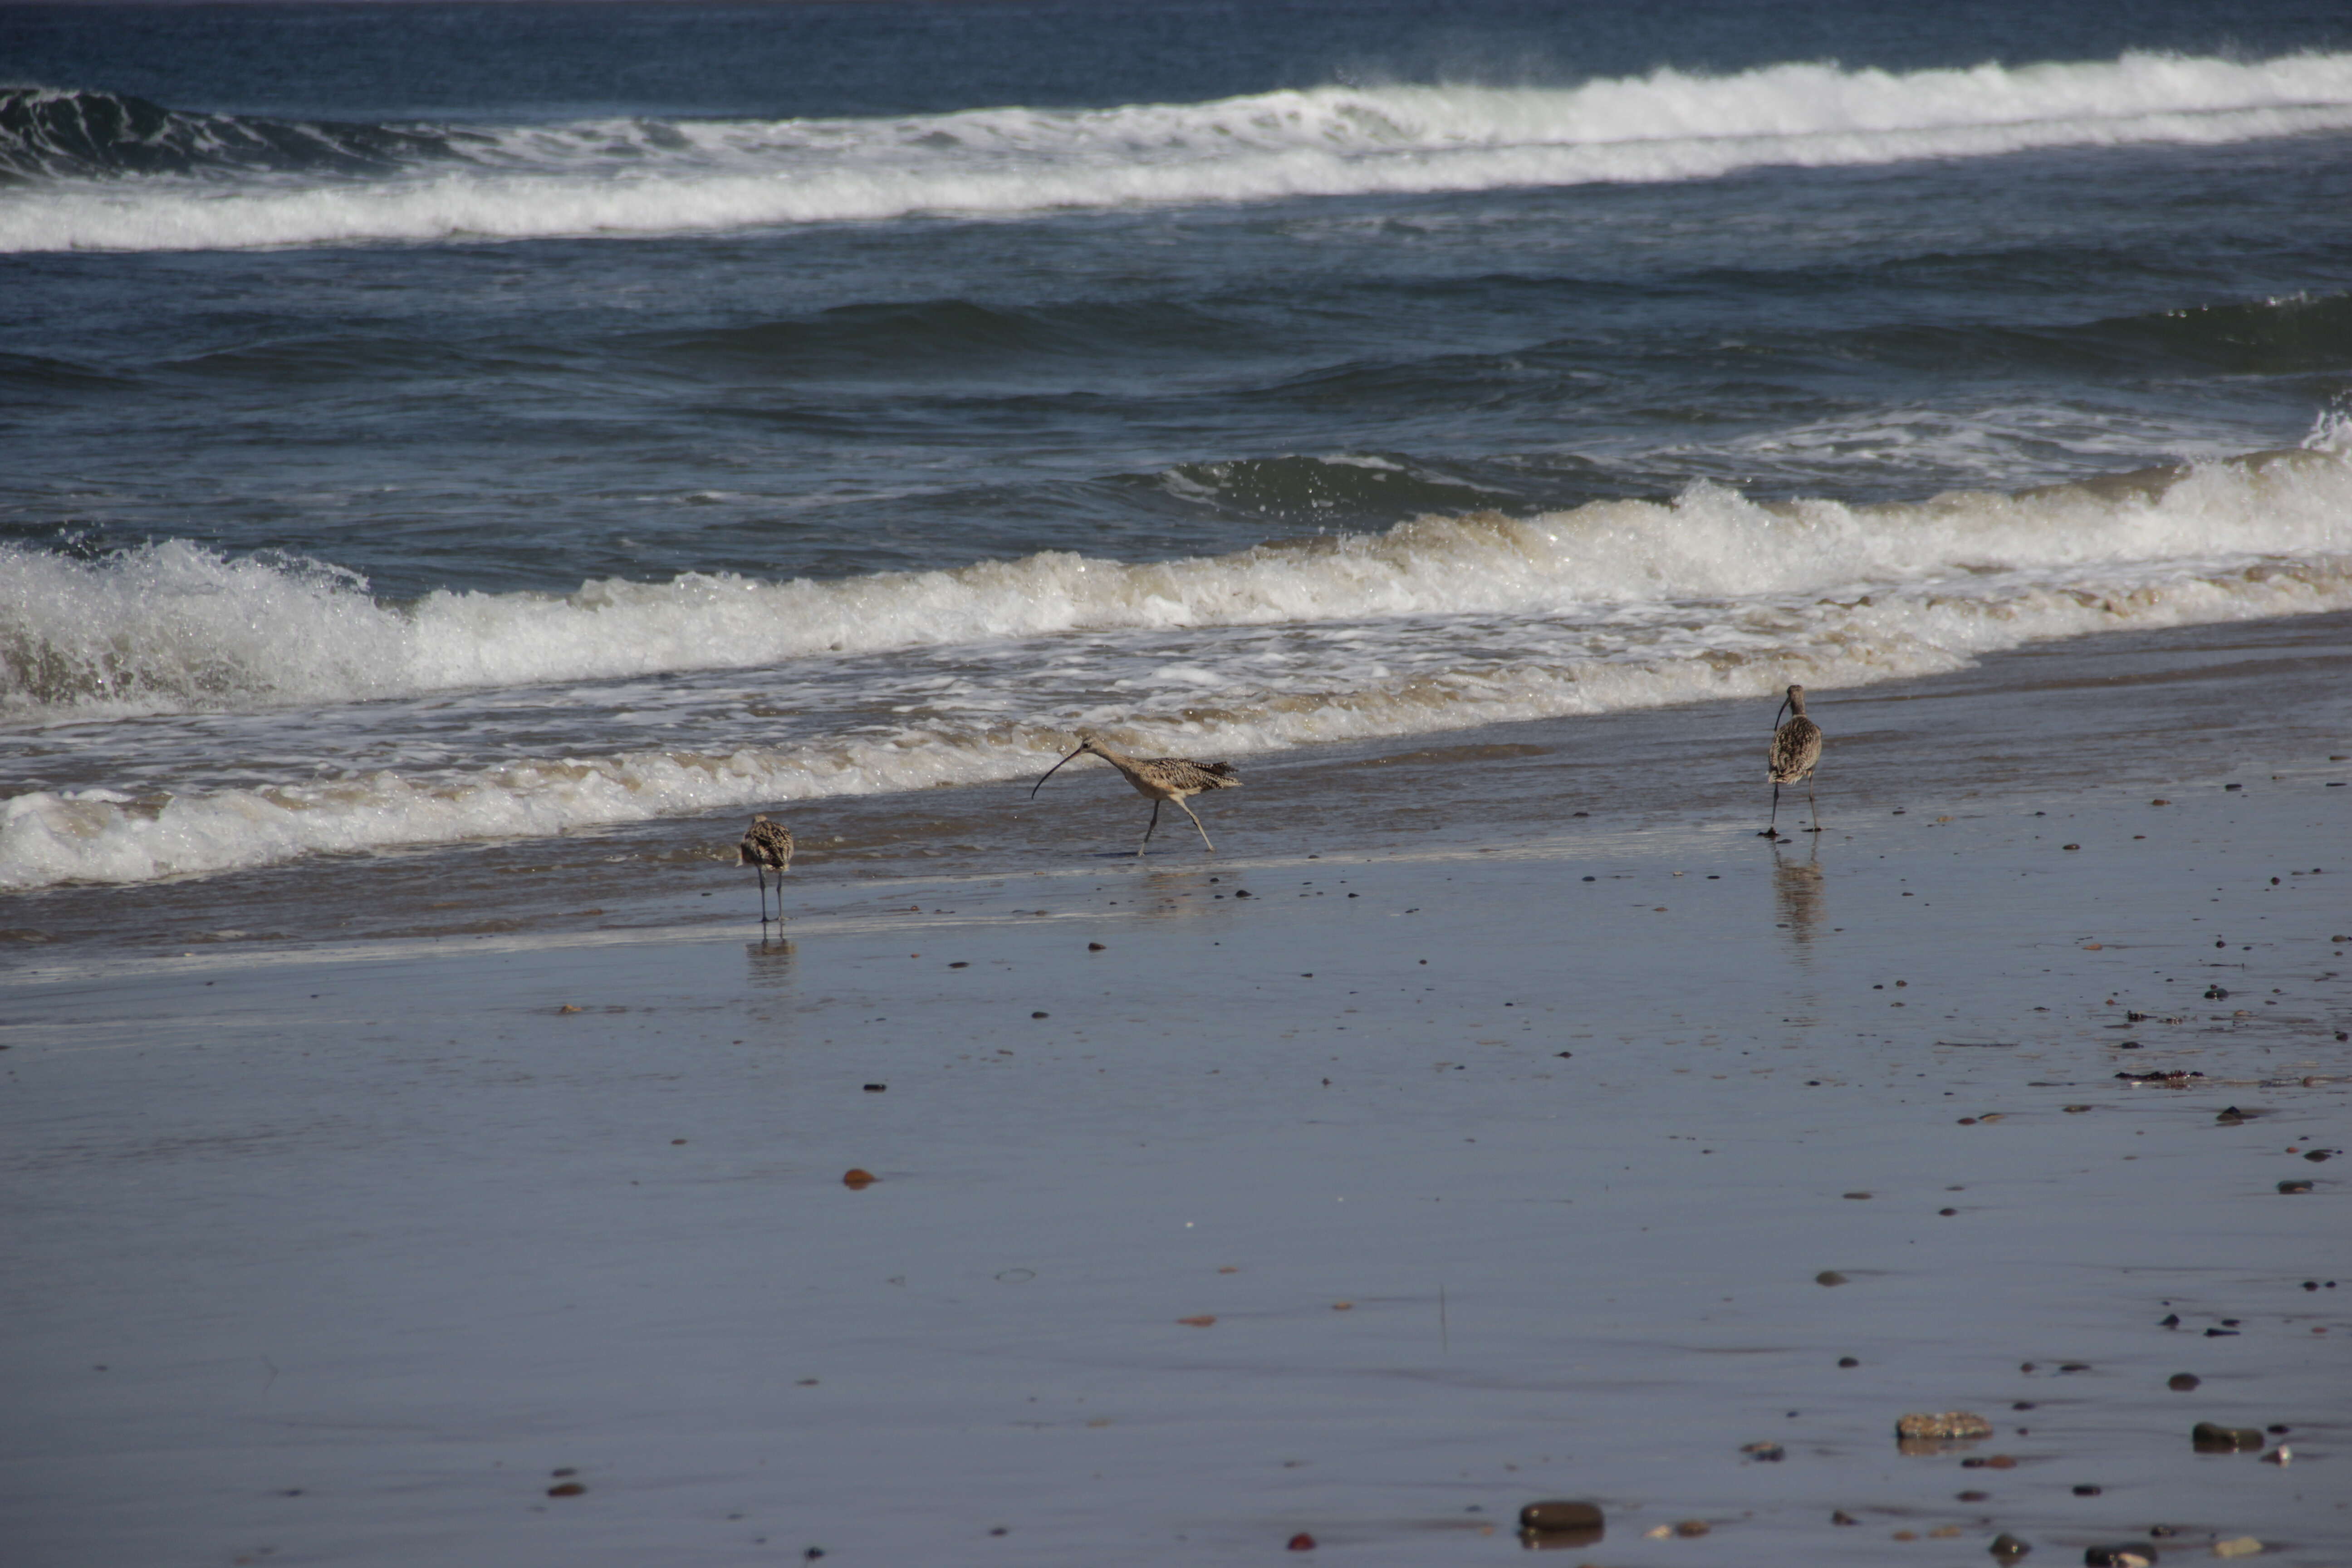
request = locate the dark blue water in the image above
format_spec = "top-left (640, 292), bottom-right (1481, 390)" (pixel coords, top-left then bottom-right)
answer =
top-left (4, 0), bottom-right (2352, 892)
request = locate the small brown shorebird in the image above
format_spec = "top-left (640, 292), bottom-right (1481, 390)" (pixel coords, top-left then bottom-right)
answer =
top-left (739, 812), bottom-right (795, 922)
top-left (1763, 684), bottom-right (1824, 838)
top-left (1030, 732), bottom-right (1240, 856)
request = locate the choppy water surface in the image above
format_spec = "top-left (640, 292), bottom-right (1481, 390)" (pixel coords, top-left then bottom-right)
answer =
top-left (4, 0), bottom-right (2350, 892)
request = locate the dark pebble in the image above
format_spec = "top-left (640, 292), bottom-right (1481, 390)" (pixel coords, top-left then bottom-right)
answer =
top-left (547, 1482), bottom-right (585, 1497)
top-left (1816, 1270), bottom-right (1849, 1286)
top-left (1286, 1532), bottom-right (1316, 1551)
top-left (1989, 1533), bottom-right (2031, 1558)
top-left (2074, 1485), bottom-right (2102, 1496)
top-left (1839, 1356), bottom-right (1859, 1367)
top-left (1031, 1011), bottom-right (1049, 1019)
top-left (1959, 1490), bottom-right (1990, 1502)
top-left (2191, 1421), bottom-right (2264, 1452)
top-left (1519, 1499), bottom-right (1604, 1544)
top-left (551, 1468), bottom-right (577, 1478)
top-left (2167, 1373), bottom-right (2200, 1391)
top-left (2084, 1548), bottom-right (2154, 1568)
top-left (2278, 1179), bottom-right (2314, 1194)
top-left (1088, 942), bottom-right (1105, 951)
top-left (1832, 1511), bottom-right (1859, 1525)
top-left (1740, 1441), bottom-right (1785, 1461)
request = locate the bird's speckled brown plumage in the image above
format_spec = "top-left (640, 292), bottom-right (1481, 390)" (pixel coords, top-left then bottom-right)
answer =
top-left (1030, 733), bottom-right (1240, 856)
top-left (740, 813), bottom-right (794, 921)
top-left (1763, 685), bottom-right (1824, 837)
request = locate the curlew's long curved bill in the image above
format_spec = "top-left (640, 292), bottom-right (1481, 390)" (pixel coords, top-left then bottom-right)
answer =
top-left (1029, 743), bottom-right (1091, 799)
top-left (1773, 696), bottom-right (1791, 728)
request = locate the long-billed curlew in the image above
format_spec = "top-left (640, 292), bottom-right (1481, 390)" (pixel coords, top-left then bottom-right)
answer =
top-left (740, 812), bottom-right (794, 922)
top-left (1762, 684), bottom-right (1824, 838)
top-left (1030, 733), bottom-right (1240, 857)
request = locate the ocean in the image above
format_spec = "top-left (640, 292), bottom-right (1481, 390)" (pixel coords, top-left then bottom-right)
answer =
top-left (5, 0), bottom-right (2351, 903)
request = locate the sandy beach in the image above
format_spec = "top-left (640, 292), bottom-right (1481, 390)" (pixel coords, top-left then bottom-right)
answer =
top-left (2, 612), bottom-right (2346, 1566)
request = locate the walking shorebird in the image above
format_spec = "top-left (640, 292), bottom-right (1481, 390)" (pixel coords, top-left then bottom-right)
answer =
top-left (1763, 684), bottom-right (1824, 838)
top-left (1030, 733), bottom-right (1240, 857)
top-left (739, 812), bottom-right (794, 923)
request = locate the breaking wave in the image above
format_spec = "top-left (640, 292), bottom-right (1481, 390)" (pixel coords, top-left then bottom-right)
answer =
top-left (0, 87), bottom-right (465, 183)
top-left (6, 441), bottom-right (2349, 724)
top-left (6, 50), bottom-right (2352, 250)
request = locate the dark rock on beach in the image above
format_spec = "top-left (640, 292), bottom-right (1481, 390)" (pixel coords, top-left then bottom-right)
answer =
top-left (1518, 1499), bottom-right (1603, 1546)
top-left (2190, 1422), bottom-right (2264, 1452)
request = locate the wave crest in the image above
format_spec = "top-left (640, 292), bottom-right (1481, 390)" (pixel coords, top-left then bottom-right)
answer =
top-left (6, 442), bottom-right (2350, 728)
top-left (0, 87), bottom-right (463, 183)
top-left (7, 50), bottom-right (2352, 250)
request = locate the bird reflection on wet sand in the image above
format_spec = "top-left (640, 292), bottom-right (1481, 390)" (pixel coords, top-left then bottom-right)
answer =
top-left (745, 936), bottom-right (796, 988)
top-left (1773, 843), bottom-right (1826, 951)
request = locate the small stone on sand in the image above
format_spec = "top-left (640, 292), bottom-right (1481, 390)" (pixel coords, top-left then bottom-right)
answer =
top-left (2190, 1422), bottom-right (2263, 1452)
top-left (1518, 1500), bottom-right (1603, 1535)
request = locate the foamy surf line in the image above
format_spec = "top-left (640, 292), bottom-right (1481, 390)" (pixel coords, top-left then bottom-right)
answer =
top-left (6, 50), bottom-right (2352, 252)
top-left (6, 550), bottom-right (2352, 892)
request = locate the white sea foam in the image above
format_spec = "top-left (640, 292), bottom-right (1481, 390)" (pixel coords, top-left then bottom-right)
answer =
top-left (5, 443), bottom-right (2352, 889)
top-left (6, 51), bottom-right (2351, 252)
top-left (6, 443), bottom-right (2350, 725)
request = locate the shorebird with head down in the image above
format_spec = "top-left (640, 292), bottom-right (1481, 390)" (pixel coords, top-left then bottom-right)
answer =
top-left (1030, 732), bottom-right (1240, 857)
top-left (739, 812), bottom-right (794, 922)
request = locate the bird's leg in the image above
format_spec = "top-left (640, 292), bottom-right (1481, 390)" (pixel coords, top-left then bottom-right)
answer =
top-left (1138, 800), bottom-right (1161, 857)
top-left (1760, 782), bottom-right (1782, 837)
top-left (1806, 777), bottom-right (1822, 833)
top-left (1177, 796), bottom-right (1215, 853)
top-left (754, 865), bottom-right (769, 923)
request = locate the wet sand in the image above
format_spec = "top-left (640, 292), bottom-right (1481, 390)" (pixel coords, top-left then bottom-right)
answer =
top-left (2, 614), bottom-right (2347, 1566)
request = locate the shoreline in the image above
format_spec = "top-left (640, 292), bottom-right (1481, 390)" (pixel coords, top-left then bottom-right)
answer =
top-left (5, 603), bottom-right (2350, 963)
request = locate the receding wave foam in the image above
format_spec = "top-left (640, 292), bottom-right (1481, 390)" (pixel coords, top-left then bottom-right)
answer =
top-left (7, 50), bottom-right (2352, 251)
top-left (6, 441), bottom-right (2352, 890)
